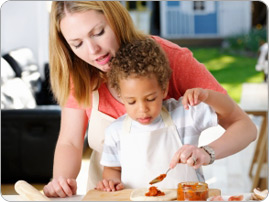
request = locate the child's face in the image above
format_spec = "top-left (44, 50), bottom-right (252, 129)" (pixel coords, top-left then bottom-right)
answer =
top-left (119, 75), bottom-right (168, 125)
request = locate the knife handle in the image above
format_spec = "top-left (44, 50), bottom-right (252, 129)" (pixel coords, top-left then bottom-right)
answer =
top-left (14, 180), bottom-right (50, 201)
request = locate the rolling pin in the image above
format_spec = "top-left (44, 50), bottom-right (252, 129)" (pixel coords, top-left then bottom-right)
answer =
top-left (14, 180), bottom-right (50, 201)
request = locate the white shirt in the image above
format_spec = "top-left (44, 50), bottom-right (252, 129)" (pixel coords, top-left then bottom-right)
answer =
top-left (101, 97), bottom-right (218, 168)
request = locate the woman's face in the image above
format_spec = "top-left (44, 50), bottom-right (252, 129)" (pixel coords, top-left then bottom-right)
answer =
top-left (60, 10), bottom-right (119, 72)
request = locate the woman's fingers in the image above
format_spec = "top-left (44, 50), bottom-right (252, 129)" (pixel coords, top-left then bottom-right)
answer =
top-left (171, 145), bottom-right (208, 169)
top-left (182, 88), bottom-right (206, 109)
top-left (43, 177), bottom-right (75, 197)
top-left (43, 182), bottom-right (58, 197)
top-left (67, 178), bottom-right (77, 195)
top-left (51, 179), bottom-right (68, 197)
top-left (170, 149), bottom-right (182, 168)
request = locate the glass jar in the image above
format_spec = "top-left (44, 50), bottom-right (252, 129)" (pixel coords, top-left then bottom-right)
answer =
top-left (177, 182), bottom-right (209, 201)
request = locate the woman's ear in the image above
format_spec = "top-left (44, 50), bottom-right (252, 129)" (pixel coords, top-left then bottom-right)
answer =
top-left (163, 83), bottom-right (169, 98)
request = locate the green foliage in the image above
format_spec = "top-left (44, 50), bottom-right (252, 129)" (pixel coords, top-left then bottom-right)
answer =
top-left (189, 48), bottom-right (264, 103)
top-left (222, 27), bottom-right (267, 55)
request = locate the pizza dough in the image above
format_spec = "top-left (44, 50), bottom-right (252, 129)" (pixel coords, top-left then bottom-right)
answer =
top-left (130, 188), bottom-right (177, 201)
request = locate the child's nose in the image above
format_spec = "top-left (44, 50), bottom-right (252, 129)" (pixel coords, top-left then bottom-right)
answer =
top-left (138, 102), bottom-right (149, 112)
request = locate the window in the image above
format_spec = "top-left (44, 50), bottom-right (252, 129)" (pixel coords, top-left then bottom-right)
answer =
top-left (193, 1), bottom-right (205, 11)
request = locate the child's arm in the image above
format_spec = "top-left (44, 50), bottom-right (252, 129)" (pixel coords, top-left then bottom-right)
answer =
top-left (170, 88), bottom-right (257, 169)
top-left (96, 166), bottom-right (124, 192)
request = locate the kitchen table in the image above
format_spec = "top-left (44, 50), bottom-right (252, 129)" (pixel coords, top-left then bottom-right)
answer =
top-left (3, 188), bottom-right (221, 201)
top-left (2, 195), bottom-right (83, 201)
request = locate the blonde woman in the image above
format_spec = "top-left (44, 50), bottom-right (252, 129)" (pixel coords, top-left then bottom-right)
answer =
top-left (44, 1), bottom-right (257, 197)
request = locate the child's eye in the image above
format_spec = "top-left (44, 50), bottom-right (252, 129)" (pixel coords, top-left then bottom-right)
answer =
top-left (128, 101), bottom-right (135, 105)
top-left (147, 97), bottom-right (156, 102)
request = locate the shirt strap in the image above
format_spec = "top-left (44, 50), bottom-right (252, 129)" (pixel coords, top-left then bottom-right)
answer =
top-left (123, 115), bottom-right (132, 134)
top-left (160, 106), bottom-right (174, 127)
top-left (92, 90), bottom-right (99, 110)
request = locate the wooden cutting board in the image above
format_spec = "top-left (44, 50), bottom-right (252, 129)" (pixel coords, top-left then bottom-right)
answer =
top-left (82, 188), bottom-right (221, 201)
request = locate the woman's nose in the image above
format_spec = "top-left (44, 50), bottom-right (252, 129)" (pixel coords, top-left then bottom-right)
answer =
top-left (86, 39), bottom-right (100, 54)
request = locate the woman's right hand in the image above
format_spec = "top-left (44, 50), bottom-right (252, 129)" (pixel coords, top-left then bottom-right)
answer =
top-left (43, 176), bottom-right (77, 197)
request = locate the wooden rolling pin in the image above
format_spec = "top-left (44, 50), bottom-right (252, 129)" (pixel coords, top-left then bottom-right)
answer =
top-left (14, 180), bottom-right (50, 201)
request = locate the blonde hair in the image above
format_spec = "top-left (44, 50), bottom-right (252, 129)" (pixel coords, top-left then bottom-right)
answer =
top-left (49, 1), bottom-right (146, 107)
top-left (109, 38), bottom-right (172, 93)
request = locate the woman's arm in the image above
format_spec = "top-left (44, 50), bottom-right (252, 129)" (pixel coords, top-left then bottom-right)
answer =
top-left (44, 107), bottom-right (88, 197)
top-left (184, 88), bottom-right (257, 159)
top-left (202, 90), bottom-right (257, 159)
top-left (170, 88), bottom-right (257, 169)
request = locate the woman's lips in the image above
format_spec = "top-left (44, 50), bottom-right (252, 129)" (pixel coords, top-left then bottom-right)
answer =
top-left (137, 117), bottom-right (152, 124)
top-left (96, 53), bottom-right (111, 65)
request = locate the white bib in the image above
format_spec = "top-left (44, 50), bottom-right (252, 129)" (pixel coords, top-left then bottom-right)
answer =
top-left (87, 90), bottom-right (115, 190)
top-left (120, 107), bottom-right (198, 189)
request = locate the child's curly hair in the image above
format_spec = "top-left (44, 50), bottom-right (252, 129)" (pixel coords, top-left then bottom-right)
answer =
top-left (108, 38), bottom-right (172, 93)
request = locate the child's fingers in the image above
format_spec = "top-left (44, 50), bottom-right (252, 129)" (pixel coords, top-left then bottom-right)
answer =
top-left (102, 179), bottom-right (111, 192)
top-left (116, 183), bottom-right (124, 191)
top-left (95, 181), bottom-right (105, 191)
top-left (108, 180), bottom-right (115, 192)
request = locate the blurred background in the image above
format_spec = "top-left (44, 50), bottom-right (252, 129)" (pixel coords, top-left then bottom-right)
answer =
top-left (1, 1), bottom-right (268, 197)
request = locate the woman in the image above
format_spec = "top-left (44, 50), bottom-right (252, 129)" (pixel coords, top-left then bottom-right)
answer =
top-left (44, 1), bottom-right (257, 197)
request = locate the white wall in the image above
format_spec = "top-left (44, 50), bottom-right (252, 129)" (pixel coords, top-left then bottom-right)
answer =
top-left (218, 1), bottom-right (252, 37)
top-left (1, 1), bottom-right (50, 78)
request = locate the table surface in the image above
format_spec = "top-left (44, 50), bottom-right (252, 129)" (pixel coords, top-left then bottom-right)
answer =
top-left (2, 195), bottom-right (83, 201)
top-left (3, 188), bottom-right (221, 201)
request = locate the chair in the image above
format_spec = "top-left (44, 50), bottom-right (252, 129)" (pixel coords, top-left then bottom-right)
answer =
top-left (1, 106), bottom-right (61, 183)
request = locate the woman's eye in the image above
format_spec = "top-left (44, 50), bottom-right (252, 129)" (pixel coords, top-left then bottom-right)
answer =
top-left (95, 29), bottom-right (104, 37)
top-left (74, 42), bottom-right (82, 49)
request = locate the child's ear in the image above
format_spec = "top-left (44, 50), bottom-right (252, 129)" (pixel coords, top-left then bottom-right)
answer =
top-left (163, 84), bottom-right (169, 98)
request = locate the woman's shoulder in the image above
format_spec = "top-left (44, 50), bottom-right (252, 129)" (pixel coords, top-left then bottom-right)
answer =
top-left (151, 35), bottom-right (192, 56)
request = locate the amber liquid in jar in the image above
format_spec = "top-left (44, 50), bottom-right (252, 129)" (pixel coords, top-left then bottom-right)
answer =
top-left (177, 182), bottom-right (209, 201)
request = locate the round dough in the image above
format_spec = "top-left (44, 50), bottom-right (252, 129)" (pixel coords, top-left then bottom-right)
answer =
top-left (130, 188), bottom-right (177, 201)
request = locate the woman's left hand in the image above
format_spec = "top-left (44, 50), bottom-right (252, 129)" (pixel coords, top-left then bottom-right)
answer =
top-left (182, 88), bottom-right (209, 110)
top-left (169, 145), bottom-right (211, 169)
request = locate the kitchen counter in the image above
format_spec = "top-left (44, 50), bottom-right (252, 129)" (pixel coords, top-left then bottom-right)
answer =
top-left (2, 195), bottom-right (83, 201)
top-left (3, 188), bottom-right (221, 201)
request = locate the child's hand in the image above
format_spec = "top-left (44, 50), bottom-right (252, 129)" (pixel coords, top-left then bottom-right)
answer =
top-left (96, 179), bottom-right (124, 192)
top-left (182, 88), bottom-right (208, 110)
top-left (169, 145), bottom-right (211, 169)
